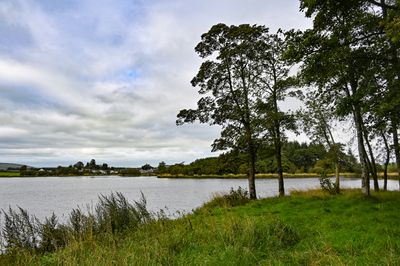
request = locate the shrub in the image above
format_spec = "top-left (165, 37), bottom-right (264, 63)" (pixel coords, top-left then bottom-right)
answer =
top-left (319, 174), bottom-right (339, 194)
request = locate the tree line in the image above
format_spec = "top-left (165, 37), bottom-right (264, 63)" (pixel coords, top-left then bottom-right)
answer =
top-left (156, 141), bottom-right (362, 176)
top-left (177, 0), bottom-right (400, 198)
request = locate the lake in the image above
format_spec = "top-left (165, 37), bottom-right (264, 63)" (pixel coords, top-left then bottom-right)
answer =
top-left (0, 176), bottom-right (398, 221)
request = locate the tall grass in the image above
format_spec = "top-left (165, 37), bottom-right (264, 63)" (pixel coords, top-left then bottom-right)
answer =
top-left (0, 192), bottom-right (151, 254)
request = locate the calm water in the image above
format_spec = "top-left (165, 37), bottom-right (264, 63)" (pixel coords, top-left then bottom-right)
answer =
top-left (0, 176), bottom-right (398, 221)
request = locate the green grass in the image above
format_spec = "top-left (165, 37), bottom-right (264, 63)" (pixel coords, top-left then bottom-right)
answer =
top-left (1, 189), bottom-right (399, 265)
top-left (0, 171), bottom-right (20, 177)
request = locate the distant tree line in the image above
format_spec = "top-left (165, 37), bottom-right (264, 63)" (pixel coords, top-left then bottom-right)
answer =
top-left (157, 141), bottom-right (363, 176)
top-left (19, 159), bottom-right (143, 177)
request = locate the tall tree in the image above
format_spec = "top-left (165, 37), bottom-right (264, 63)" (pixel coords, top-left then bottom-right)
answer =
top-left (255, 30), bottom-right (296, 196)
top-left (177, 24), bottom-right (295, 197)
top-left (177, 24), bottom-right (267, 199)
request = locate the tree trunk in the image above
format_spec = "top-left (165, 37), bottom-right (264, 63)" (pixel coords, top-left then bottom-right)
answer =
top-left (335, 163), bottom-right (340, 193)
top-left (246, 127), bottom-right (257, 199)
top-left (392, 119), bottom-right (400, 190)
top-left (275, 133), bottom-right (284, 197)
top-left (362, 125), bottom-right (379, 191)
top-left (346, 81), bottom-right (370, 195)
top-left (382, 132), bottom-right (390, 191)
top-left (247, 151), bottom-right (257, 199)
top-left (272, 70), bottom-right (284, 197)
top-left (353, 105), bottom-right (370, 195)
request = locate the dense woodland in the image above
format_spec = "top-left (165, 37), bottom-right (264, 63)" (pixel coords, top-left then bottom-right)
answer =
top-left (177, 0), bottom-right (400, 197)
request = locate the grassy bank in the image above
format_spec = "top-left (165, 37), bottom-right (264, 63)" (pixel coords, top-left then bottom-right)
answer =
top-left (1, 189), bottom-right (399, 265)
top-left (157, 172), bottom-right (399, 179)
top-left (0, 171), bottom-right (20, 177)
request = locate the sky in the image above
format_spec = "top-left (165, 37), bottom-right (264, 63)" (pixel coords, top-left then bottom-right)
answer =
top-left (0, 0), bottom-right (312, 167)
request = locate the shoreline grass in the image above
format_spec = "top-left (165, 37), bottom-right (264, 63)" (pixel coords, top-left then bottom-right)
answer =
top-left (1, 189), bottom-right (399, 265)
top-left (0, 172), bottom-right (20, 177)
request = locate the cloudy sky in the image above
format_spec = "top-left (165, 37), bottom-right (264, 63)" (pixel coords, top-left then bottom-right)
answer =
top-left (0, 0), bottom-right (312, 167)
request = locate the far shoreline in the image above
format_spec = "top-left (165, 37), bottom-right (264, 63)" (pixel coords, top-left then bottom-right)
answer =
top-left (157, 172), bottom-right (399, 180)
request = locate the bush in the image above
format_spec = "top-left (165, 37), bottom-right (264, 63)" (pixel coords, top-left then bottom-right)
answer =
top-left (319, 174), bottom-right (339, 194)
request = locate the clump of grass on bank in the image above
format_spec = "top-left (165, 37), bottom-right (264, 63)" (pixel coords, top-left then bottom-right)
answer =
top-left (0, 192), bottom-right (151, 256)
top-left (1, 189), bottom-right (400, 265)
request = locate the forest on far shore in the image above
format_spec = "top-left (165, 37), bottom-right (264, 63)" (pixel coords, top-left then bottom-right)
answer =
top-left (156, 141), bottom-right (397, 176)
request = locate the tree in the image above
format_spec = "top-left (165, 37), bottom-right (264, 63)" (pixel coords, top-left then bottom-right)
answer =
top-left (255, 30), bottom-right (296, 196)
top-left (141, 164), bottom-right (153, 171)
top-left (74, 161), bottom-right (84, 170)
top-left (177, 24), bottom-right (271, 198)
top-left (89, 159), bottom-right (97, 170)
top-left (156, 161), bottom-right (167, 174)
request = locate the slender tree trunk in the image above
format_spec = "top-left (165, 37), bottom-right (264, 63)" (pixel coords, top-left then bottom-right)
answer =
top-left (382, 0), bottom-right (400, 190)
top-left (362, 128), bottom-right (379, 191)
top-left (275, 130), bottom-right (284, 196)
top-left (382, 132), bottom-right (390, 191)
top-left (346, 81), bottom-right (370, 195)
top-left (247, 135), bottom-right (257, 199)
top-left (392, 119), bottom-right (400, 190)
top-left (272, 70), bottom-right (284, 196)
top-left (335, 163), bottom-right (340, 193)
top-left (353, 103), bottom-right (370, 195)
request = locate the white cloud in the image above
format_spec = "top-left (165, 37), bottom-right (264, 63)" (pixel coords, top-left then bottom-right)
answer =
top-left (0, 0), bottom-right (312, 167)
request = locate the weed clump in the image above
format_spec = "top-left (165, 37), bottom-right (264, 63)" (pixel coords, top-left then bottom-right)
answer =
top-left (203, 187), bottom-right (251, 209)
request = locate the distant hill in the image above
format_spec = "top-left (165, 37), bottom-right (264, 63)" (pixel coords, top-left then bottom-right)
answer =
top-left (0, 163), bottom-right (26, 171)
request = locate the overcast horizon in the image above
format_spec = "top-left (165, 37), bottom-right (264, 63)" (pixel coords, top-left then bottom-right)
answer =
top-left (0, 0), bottom-right (313, 167)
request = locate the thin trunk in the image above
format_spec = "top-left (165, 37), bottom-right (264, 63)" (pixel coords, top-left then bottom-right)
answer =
top-left (275, 128), bottom-right (284, 196)
top-left (382, 0), bottom-right (400, 190)
top-left (272, 67), bottom-right (284, 196)
top-left (321, 112), bottom-right (341, 193)
top-left (240, 65), bottom-right (257, 199)
top-left (247, 136), bottom-right (257, 199)
top-left (392, 119), bottom-right (400, 190)
top-left (362, 125), bottom-right (379, 191)
top-left (381, 132), bottom-right (390, 191)
top-left (347, 84), bottom-right (370, 195)
top-left (335, 163), bottom-right (340, 193)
